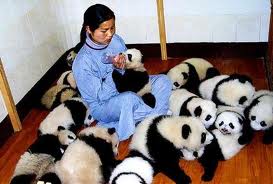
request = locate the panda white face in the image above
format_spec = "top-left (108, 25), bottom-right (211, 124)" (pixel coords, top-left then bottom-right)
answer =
top-left (167, 63), bottom-right (189, 89)
top-left (249, 102), bottom-right (273, 130)
top-left (189, 98), bottom-right (217, 128)
top-left (157, 116), bottom-right (213, 151)
top-left (57, 127), bottom-right (77, 149)
top-left (123, 48), bottom-right (143, 70)
top-left (215, 112), bottom-right (243, 134)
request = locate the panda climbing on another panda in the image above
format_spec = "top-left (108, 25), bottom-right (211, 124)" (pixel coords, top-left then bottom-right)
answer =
top-left (129, 115), bottom-right (213, 184)
top-left (167, 58), bottom-right (220, 93)
top-left (10, 128), bottom-right (76, 184)
top-left (197, 105), bottom-right (253, 181)
top-left (244, 89), bottom-right (273, 144)
top-left (169, 88), bottom-right (217, 129)
top-left (52, 126), bottom-right (119, 184)
top-left (38, 97), bottom-right (93, 135)
top-left (112, 48), bottom-right (156, 108)
top-left (199, 74), bottom-right (255, 107)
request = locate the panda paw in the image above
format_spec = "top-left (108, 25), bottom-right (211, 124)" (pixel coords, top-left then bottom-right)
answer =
top-left (184, 174), bottom-right (192, 184)
top-left (142, 93), bottom-right (156, 108)
top-left (262, 136), bottom-right (273, 144)
top-left (201, 173), bottom-right (213, 181)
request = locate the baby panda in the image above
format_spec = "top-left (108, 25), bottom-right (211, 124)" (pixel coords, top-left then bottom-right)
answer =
top-left (129, 115), bottom-right (213, 184)
top-left (169, 88), bottom-right (217, 129)
top-left (10, 128), bottom-right (76, 184)
top-left (244, 90), bottom-right (273, 144)
top-left (57, 70), bottom-right (77, 89)
top-left (41, 84), bottom-right (78, 110)
top-left (54, 126), bottom-right (119, 184)
top-left (199, 74), bottom-right (255, 107)
top-left (197, 105), bottom-right (253, 181)
top-left (39, 97), bottom-right (93, 135)
top-left (167, 58), bottom-right (220, 93)
top-left (112, 48), bottom-right (156, 108)
top-left (109, 155), bottom-right (154, 184)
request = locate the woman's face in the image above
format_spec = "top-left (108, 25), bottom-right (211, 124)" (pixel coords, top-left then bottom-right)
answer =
top-left (87, 18), bottom-right (115, 45)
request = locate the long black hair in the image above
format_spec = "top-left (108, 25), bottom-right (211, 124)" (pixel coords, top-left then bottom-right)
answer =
top-left (80, 4), bottom-right (115, 43)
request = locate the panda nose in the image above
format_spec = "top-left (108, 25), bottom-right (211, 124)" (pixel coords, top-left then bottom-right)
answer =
top-left (174, 82), bottom-right (179, 87)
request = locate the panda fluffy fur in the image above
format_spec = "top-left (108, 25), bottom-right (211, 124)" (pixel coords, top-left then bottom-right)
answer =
top-left (169, 88), bottom-right (217, 128)
top-left (41, 84), bottom-right (79, 110)
top-left (10, 128), bottom-right (76, 184)
top-left (109, 155), bottom-right (154, 184)
top-left (199, 74), bottom-right (255, 107)
top-left (54, 126), bottom-right (119, 184)
top-left (39, 97), bottom-right (93, 135)
top-left (112, 48), bottom-right (156, 108)
top-left (57, 70), bottom-right (77, 89)
top-left (167, 58), bottom-right (220, 92)
top-left (129, 115), bottom-right (213, 184)
top-left (197, 105), bottom-right (253, 181)
top-left (244, 90), bottom-right (273, 144)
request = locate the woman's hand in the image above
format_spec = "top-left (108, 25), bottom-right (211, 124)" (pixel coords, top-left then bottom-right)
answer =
top-left (112, 54), bottom-right (126, 69)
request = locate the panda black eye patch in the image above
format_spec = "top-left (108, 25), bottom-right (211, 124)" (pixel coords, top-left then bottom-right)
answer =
top-left (229, 123), bottom-right (234, 129)
top-left (219, 121), bottom-right (224, 126)
top-left (251, 116), bottom-right (256, 121)
top-left (260, 121), bottom-right (267, 127)
top-left (173, 82), bottom-right (179, 87)
top-left (68, 135), bottom-right (74, 139)
top-left (205, 115), bottom-right (212, 121)
top-left (128, 54), bottom-right (132, 61)
top-left (239, 96), bottom-right (247, 105)
top-left (201, 133), bottom-right (206, 144)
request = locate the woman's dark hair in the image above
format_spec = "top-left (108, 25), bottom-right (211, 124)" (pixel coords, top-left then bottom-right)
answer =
top-left (80, 4), bottom-right (115, 42)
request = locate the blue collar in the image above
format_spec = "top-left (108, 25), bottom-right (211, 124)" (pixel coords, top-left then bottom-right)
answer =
top-left (85, 32), bottom-right (109, 50)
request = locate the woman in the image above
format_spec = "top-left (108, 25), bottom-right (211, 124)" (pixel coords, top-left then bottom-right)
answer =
top-left (72, 4), bottom-right (172, 141)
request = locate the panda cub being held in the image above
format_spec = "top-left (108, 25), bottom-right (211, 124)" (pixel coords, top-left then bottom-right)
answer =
top-left (244, 90), bottom-right (273, 144)
top-left (112, 48), bottom-right (156, 108)
top-left (197, 106), bottom-right (253, 181)
top-left (129, 115), bottom-right (213, 184)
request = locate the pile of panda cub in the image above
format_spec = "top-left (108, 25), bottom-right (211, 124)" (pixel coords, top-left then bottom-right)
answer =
top-left (10, 49), bottom-right (273, 184)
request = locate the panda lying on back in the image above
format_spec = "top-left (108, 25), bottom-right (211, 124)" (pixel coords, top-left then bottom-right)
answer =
top-left (112, 48), bottom-right (156, 108)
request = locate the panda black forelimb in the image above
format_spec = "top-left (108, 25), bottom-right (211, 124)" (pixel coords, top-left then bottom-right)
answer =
top-left (198, 138), bottom-right (223, 182)
top-left (238, 120), bottom-right (254, 145)
top-left (112, 69), bottom-right (124, 92)
top-left (263, 126), bottom-right (273, 144)
top-left (159, 162), bottom-right (191, 184)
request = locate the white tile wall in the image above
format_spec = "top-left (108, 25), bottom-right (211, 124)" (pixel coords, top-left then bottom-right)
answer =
top-left (0, 0), bottom-right (271, 123)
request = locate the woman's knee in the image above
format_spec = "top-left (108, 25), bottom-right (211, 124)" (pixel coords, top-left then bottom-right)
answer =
top-left (119, 91), bottom-right (141, 104)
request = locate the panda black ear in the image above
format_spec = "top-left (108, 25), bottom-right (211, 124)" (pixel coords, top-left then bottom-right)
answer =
top-left (182, 72), bottom-right (188, 79)
top-left (239, 96), bottom-right (247, 105)
top-left (182, 124), bottom-right (191, 139)
top-left (128, 54), bottom-right (132, 61)
top-left (194, 106), bottom-right (202, 117)
top-left (58, 126), bottom-right (65, 131)
top-left (108, 128), bottom-right (116, 135)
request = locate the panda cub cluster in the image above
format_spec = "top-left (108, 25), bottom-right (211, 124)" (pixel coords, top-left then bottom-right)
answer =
top-left (165, 57), bottom-right (273, 182)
